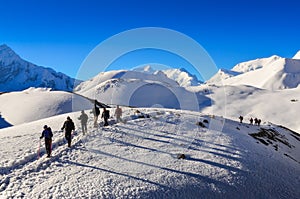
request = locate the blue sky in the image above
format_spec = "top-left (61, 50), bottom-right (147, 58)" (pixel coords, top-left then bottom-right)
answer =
top-left (1, 0), bottom-right (300, 80)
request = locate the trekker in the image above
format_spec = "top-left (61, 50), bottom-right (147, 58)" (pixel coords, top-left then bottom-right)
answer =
top-left (40, 125), bottom-right (53, 157)
top-left (258, 119), bottom-right (261, 126)
top-left (61, 116), bottom-right (75, 147)
top-left (114, 105), bottom-right (122, 123)
top-left (102, 107), bottom-right (110, 126)
top-left (239, 116), bottom-right (243, 123)
top-left (250, 118), bottom-right (253, 125)
top-left (254, 118), bottom-right (258, 125)
top-left (78, 110), bottom-right (88, 135)
top-left (91, 101), bottom-right (100, 127)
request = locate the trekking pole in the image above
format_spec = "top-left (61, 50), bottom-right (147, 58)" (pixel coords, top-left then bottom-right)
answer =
top-left (38, 139), bottom-right (41, 159)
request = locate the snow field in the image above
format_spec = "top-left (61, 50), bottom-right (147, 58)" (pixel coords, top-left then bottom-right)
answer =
top-left (1, 108), bottom-right (299, 198)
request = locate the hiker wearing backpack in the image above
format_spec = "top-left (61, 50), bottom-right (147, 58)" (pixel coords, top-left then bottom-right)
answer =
top-left (78, 110), bottom-right (88, 135)
top-left (239, 115), bottom-right (243, 123)
top-left (40, 125), bottom-right (53, 157)
top-left (250, 117), bottom-right (254, 125)
top-left (91, 101), bottom-right (100, 128)
top-left (61, 116), bottom-right (75, 147)
top-left (102, 107), bottom-right (110, 126)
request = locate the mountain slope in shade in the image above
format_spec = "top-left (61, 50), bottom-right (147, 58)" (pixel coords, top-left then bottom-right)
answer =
top-left (0, 44), bottom-right (79, 92)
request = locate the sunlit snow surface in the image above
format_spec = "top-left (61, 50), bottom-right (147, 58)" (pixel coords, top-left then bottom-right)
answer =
top-left (0, 108), bottom-right (299, 198)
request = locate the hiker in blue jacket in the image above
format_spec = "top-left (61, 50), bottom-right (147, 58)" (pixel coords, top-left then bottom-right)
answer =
top-left (40, 125), bottom-right (53, 157)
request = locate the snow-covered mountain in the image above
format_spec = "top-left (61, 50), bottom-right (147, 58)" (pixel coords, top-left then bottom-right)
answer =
top-left (0, 108), bottom-right (299, 198)
top-left (74, 70), bottom-right (207, 110)
top-left (206, 54), bottom-right (300, 90)
top-left (0, 88), bottom-right (92, 128)
top-left (206, 68), bottom-right (241, 84)
top-left (133, 65), bottom-right (202, 87)
top-left (192, 84), bottom-right (300, 133)
top-left (0, 44), bottom-right (79, 92)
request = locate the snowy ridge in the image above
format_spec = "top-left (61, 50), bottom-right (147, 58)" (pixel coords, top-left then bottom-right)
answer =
top-left (160, 68), bottom-right (202, 87)
top-left (196, 84), bottom-right (300, 133)
top-left (206, 55), bottom-right (300, 90)
top-left (206, 68), bottom-right (241, 84)
top-left (75, 70), bottom-right (206, 110)
top-left (0, 88), bottom-right (92, 127)
top-left (0, 108), bottom-right (299, 198)
top-left (0, 44), bottom-right (79, 92)
top-left (232, 55), bottom-right (281, 73)
top-left (133, 65), bottom-right (202, 87)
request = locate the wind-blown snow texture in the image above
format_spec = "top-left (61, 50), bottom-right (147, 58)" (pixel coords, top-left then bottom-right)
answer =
top-left (0, 44), bottom-right (79, 92)
top-left (0, 109), bottom-right (299, 198)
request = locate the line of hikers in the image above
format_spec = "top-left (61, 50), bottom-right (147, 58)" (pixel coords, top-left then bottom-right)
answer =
top-left (39, 102), bottom-right (123, 157)
top-left (239, 115), bottom-right (261, 126)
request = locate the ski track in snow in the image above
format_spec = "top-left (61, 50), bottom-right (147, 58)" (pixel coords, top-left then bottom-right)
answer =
top-left (0, 108), bottom-right (299, 198)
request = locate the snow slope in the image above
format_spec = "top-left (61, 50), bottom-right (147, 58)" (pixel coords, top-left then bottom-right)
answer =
top-left (193, 84), bottom-right (300, 133)
top-left (0, 108), bottom-right (299, 198)
top-left (0, 44), bottom-right (79, 92)
top-left (206, 55), bottom-right (300, 90)
top-left (0, 88), bottom-right (92, 127)
top-left (206, 69), bottom-right (241, 84)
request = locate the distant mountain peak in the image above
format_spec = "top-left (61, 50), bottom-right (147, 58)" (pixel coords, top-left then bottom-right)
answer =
top-left (293, 50), bottom-right (300, 59)
top-left (0, 44), bottom-right (22, 64)
top-left (0, 44), bottom-right (79, 92)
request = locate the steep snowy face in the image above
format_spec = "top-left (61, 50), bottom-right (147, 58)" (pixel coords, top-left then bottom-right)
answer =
top-left (0, 45), bottom-right (79, 92)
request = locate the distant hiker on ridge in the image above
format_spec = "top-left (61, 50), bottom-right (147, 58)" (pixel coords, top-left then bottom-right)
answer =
top-left (78, 110), bottom-right (88, 135)
top-left (258, 119), bottom-right (261, 126)
top-left (102, 107), bottom-right (110, 126)
top-left (61, 116), bottom-right (75, 147)
top-left (250, 118), bottom-right (253, 125)
top-left (254, 118), bottom-right (258, 126)
top-left (40, 125), bottom-right (53, 157)
top-left (239, 115), bottom-right (243, 123)
top-left (114, 105), bottom-right (122, 123)
top-left (91, 100), bottom-right (100, 128)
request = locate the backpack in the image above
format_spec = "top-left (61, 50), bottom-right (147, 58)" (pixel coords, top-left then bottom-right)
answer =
top-left (103, 110), bottom-right (110, 119)
top-left (44, 127), bottom-right (53, 139)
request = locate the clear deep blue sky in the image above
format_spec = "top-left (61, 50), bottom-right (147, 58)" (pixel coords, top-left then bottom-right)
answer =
top-left (1, 0), bottom-right (300, 80)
